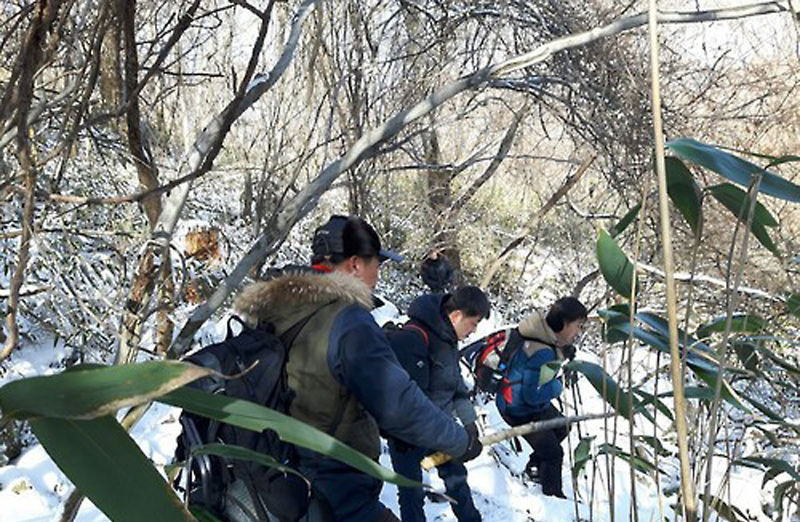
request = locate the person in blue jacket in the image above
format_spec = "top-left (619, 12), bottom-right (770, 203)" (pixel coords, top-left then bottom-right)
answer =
top-left (387, 286), bottom-right (490, 522)
top-left (496, 297), bottom-right (587, 498)
top-left (235, 215), bottom-right (482, 522)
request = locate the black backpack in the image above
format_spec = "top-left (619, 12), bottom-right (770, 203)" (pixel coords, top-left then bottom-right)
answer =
top-left (383, 320), bottom-right (431, 390)
top-left (460, 328), bottom-right (525, 394)
top-left (174, 314), bottom-right (317, 522)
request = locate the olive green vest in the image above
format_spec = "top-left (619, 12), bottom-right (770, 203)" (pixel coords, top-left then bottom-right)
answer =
top-left (278, 299), bottom-right (381, 459)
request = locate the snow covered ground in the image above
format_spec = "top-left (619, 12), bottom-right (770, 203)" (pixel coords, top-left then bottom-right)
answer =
top-left (0, 304), bottom-right (773, 522)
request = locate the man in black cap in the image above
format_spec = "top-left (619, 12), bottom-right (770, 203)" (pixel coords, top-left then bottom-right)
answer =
top-left (234, 215), bottom-right (482, 522)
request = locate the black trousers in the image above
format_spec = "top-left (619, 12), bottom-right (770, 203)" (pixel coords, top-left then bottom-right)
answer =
top-left (501, 404), bottom-right (568, 497)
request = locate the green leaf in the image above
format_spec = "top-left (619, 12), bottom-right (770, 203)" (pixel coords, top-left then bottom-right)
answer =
top-left (160, 387), bottom-right (421, 488)
top-left (754, 344), bottom-right (800, 378)
top-left (572, 436), bottom-right (595, 479)
top-left (665, 157), bottom-right (702, 234)
top-left (667, 138), bottom-right (800, 202)
top-left (736, 456), bottom-right (800, 482)
top-left (695, 313), bottom-right (767, 339)
top-left (0, 361), bottom-right (211, 420)
top-left (607, 322), bottom-right (749, 412)
top-left (563, 360), bottom-right (637, 419)
top-left (610, 204), bottom-right (641, 238)
top-left (30, 416), bottom-right (193, 522)
top-left (700, 493), bottom-right (747, 522)
top-left (786, 294), bottom-right (800, 317)
top-left (596, 229), bottom-right (637, 299)
top-left (711, 145), bottom-right (800, 169)
top-left (774, 480), bottom-right (796, 519)
top-left (631, 388), bottom-right (674, 421)
top-left (596, 443), bottom-right (660, 475)
top-left (732, 341), bottom-right (759, 371)
top-left (634, 311), bottom-right (712, 354)
top-left (538, 361), bottom-right (562, 387)
top-left (690, 366), bottom-right (749, 412)
top-left (708, 183), bottom-right (779, 255)
top-left (190, 507), bottom-right (224, 522)
top-left (599, 305), bottom-right (633, 343)
top-left (191, 443), bottom-right (305, 478)
top-left (634, 435), bottom-right (671, 457)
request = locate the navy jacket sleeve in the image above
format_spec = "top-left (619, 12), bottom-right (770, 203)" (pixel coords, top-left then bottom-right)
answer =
top-left (328, 305), bottom-right (468, 457)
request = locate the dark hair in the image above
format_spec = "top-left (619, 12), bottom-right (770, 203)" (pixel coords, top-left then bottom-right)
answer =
top-left (443, 286), bottom-right (491, 319)
top-left (311, 215), bottom-right (382, 265)
top-left (545, 297), bottom-right (588, 332)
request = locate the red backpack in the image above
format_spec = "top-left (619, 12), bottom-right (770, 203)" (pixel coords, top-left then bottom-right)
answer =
top-left (462, 328), bottom-right (525, 394)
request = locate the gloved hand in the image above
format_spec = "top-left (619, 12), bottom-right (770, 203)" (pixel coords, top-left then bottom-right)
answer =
top-left (459, 423), bottom-right (483, 463)
top-left (560, 344), bottom-right (577, 361)
top-left (562, 368), bottom-right (578, 388)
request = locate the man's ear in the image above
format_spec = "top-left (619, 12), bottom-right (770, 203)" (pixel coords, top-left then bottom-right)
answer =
top-left (338, 255), bottom-right (358, 275)
top-left (448, 309), bottom-right (463, 325)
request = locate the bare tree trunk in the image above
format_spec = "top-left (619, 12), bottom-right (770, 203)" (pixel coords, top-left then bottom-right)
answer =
top-left (2, 0), bottom-right (62, 361)
top-left (424, 123), bottom-right (462, 276)
top-left (114, 0), bottom-right (169, 364)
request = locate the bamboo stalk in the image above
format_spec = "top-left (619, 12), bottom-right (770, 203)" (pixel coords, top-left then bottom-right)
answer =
top-left (420, 412), bottom-right (614, 470)
top-left (646, 0), bottom-right (697, 519)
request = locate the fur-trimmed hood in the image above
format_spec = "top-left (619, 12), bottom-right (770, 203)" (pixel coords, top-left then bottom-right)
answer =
top-left (234, 270), bottom-right (373, 325)
top-left (518, 310), bottom-right (560, 357)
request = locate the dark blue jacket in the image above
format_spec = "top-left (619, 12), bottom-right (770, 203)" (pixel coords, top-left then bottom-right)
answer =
top-left (388, 294), bottom-right (476, 425)
top-left (328, 303), bottom-right (469, 453)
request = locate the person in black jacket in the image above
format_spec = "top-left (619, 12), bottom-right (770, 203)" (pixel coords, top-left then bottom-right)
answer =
top-left (235, 216), bottom-right (482, 522)
top-left (387, 286), bottom-right (490, 522)
top-left (420, 251), bottom-right (454, 293)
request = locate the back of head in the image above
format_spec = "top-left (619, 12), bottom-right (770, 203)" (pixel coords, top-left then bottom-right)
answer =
top-left (443, 285), bottom-right (491, 319)
top-left (545, 296), bottom-right (588, 332)
top-left (311, 215), bottom-right (397, 265)
top-left (420, 252), bottom-right (454, 293)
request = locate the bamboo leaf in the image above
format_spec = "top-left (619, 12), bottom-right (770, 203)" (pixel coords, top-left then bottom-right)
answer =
top-left (786, 293), bottom-right (800, 317)
top-left (711, 145), bottom-right (800, 169)
top-left (665, 157), bottom-right (702, 234)
top-left (732, 341), bottom-right (759, 372)
top-left (190, 507), bottom-right (224, 522)
top-left (634, 311), bottom-right (713, 353)
top-left (190, 443), bottom-right (305, 478)
top-left (610, 204), bottom-right (641, 238)
top-left (695, 313), bottom-right (767, 339)
top-left (30, 416), bottom-right (194, 522)
top-left (690, 366), bottom-right (749, 412)
top-left (631, 388), bottom-right (674, 421)
top-left (700, 493), bottom-right (748, 522)
top-left (160, 387), bottom-right (421, 488)
top-left (708, 183), bottom-right (779, 255)
top-left (667, 138), bottom-right (800, 202)
top-left (596, 443), bottom-right (660, 474)
top-left (634, 435), bottom-right (671, 457)
top-left (572, 436), bottom-right (595, 479)
top-left (0, 361), bottom-right (211, 420)
top-left (599, 305), bottom-right (632, 343)
top-left (538, 361), bottom-right (562, 387)
top-left (596, 229), bottom-right (636, 299)
top-left (563, 360), bottom-right (637, 419)
top-left (774, 480), bottom-right (796, 519)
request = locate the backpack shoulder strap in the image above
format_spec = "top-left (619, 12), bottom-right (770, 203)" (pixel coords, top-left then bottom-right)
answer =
top-left (278, 300), bottom-right (336, 348)
top-left (402, 321), bottom-right (429, 347)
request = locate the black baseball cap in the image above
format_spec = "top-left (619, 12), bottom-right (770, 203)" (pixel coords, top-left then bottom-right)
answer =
top-left (312, 215), bottom-right (403, 262)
